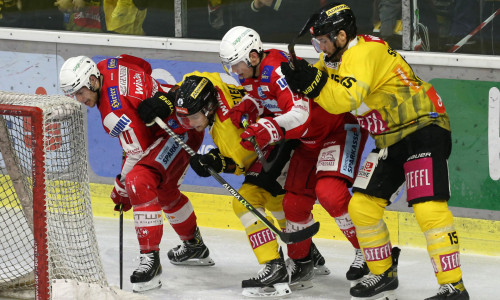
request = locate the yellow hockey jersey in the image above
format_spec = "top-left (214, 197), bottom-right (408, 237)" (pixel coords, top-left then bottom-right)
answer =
top-left (180, 71), bottom-right (257, 175)
top-left (313, 35), bottom-right (450, 148)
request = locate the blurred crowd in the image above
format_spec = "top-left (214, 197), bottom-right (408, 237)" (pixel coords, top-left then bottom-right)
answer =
top-left (0, 0), bottom-right (498, 54)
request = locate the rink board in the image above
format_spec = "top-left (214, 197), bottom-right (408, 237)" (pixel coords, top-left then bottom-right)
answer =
top-left (90, 183), bottom-right (500, 257)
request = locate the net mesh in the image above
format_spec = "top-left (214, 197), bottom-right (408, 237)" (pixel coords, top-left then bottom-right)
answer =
top-left (0, 91), bottom-right (107, 298)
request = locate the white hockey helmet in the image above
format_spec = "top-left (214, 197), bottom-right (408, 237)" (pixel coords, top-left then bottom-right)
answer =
top-left (219, 26), bottom-right (263, 75)
top-left (59, 56), bottom-right (100, 96)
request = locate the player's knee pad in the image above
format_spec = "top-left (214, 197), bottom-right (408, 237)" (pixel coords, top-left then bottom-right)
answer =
top-left (348, 192), bottom-right (388, 227)
top-left (315, 176), bottom-right (351, 217)
top-left (245, 218), bottom-right (280, 264)
top-left (414, 201), bottom-right (462, 284)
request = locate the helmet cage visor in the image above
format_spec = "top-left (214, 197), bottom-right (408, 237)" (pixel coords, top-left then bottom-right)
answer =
top-left (175, 111), bottom-right (207, 129)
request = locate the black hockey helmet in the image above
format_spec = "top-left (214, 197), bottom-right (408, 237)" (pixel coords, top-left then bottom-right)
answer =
top-left (308, 2), bottom-right (357, 40)
top-left (175, 75), bottom-right (218, 116)
top-left (175, 75), bottom-right (219, 128)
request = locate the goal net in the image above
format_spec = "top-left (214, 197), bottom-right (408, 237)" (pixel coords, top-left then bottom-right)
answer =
top-left (0, 91), bottom-right (110, 299)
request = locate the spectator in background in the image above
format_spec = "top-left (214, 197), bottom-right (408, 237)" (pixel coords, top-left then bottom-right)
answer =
top-left (102, 0), bottom-right (146, 35)
top-left (372, 0), bottom-right (402, 48)
top-left (0, 0), bottom-right (21, 27)
top-left (54, 0), bottom-right (103, 32)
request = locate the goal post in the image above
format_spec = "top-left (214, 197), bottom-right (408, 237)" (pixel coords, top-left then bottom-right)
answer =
top-left (0, 91), bottom-right (108, 299)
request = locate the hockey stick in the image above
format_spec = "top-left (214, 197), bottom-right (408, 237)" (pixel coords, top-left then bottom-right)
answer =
top-left (448, 8), bottom-right (500, 53)
top-left (119, 205), bottom-right (123, 289)
top-left (287, 13), bottom-right (319, 70)
top-left (240, 115), bottom-right (284, 172)
top-left (154, 117), bottom-right (319, 244)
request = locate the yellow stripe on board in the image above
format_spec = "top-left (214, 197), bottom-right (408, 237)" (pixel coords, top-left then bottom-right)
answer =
top-left (90, 183), bottom-right (500, 256)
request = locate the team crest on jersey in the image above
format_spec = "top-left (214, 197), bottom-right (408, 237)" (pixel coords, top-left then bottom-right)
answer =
top-left (261, 65), bottom-right (274, 83)
top-left (108, 86), bottom-right (121, 110)
top-left (107, 58), bottom-right (118, 69)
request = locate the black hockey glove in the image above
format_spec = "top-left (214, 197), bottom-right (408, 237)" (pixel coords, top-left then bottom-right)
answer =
top-left (137, 91), bottom-right (175, 126)
top-left (189, 148), bottom-right (236, 177)
top-left (280, 59), bottom-right (328, 99)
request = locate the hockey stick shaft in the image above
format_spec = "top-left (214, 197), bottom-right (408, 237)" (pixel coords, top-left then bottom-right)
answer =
top-left (448, 8), bottom-right (500, 53)
top-left (119, 206), bottom-right (123, 289)
top-left (154, 117), bottom-right (319, 244)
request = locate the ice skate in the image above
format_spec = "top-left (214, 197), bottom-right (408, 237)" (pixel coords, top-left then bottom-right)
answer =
top-left (168, 227), bottom-right (215, 266)
top-left (130, 250), bottom-right (162, 292)
top-left (311, 242), bottom-right (330, 275)
top-left (424, 279), bottom-right (469, 300)
top-left (347, 248), bottom-right (369, 283)
top-left (286, 248), bottom-right (315, 290)
top-left (350, 247), bottom-right (400, 300)
top-left (241, 249), bottom-right (291, 298)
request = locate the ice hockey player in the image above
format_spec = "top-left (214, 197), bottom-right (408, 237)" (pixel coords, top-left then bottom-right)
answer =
top-left (280, 2), bottom-right (469, 300)
top-left (59, 54), bottom-right (214, 293)
top-left (219, 26), bottom-right (370, 288)
top-left (171, 71), bottom-right (328, 297)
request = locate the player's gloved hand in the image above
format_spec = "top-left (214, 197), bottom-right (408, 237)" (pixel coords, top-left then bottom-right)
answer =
top-left (137, 90), bottom-right (175, 126)
top-left (280, 59), bottom-right (327, 99)
top-left (240, 117), bottom-right (284, 151)
top-left (229, 95), bottom-right (264, 129)
top-left (189, 148), bottom-right (236, 177)
top-left (110, 175), bottom-right (132, 212)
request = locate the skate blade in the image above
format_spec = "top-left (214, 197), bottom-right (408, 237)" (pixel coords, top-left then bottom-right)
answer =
top-left (242, 283), bottom-right (291, 298)
top-left (170, 256), bottom-right (215, 266)
top-left (132, 276), bottom-right (162, 293)
top-left (290, 280), bottom-right (313, 291)
top-left (314, 265), bottom-right (331, 275)
top-left (351, 290), bottom-right (397, 300)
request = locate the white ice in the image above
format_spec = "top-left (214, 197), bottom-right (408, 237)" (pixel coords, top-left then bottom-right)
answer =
top-left (94, 216), bottom-right (499, 300)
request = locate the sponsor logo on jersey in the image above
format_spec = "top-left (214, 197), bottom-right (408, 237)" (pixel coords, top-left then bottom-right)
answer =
top-left (129, 69), bottom-right (144, 96)
top-left (257, 86), bottom-right (266, 99)
top-left (277, 77), bottom-right (288, 90)
top-left (261, 99), bottom-right (281, 113)
top-left (107, 86), bottom-right (122, 110)
top-left (363, 242), bottom-right (392, 262)
top-left (216, 89), bottom-right (230, 122)
top-left (317, 144), bottom-right (340, 172)
top-left (393, 64), bottom-right (422, 93)
top-left (261, 65), bottom-right (274, 83)
top-left (360, 34), bottom-right (386, 45)
top-left (340, 124), bottom-right (361, 178)
top-left (107, 58), bottom-right (118, 69)
top-left (356, 110), bottom-right (388, 134)
top-left (243, 84), bottom-right (253, 91)
top-left (167, 118), bottom-right (180, 129)
top-left (109, 114), bottom-right (131, 137)
top-left (426, 86), bottom-right (446, 113)
top-left (118, 65), bottom-right (128, 95)
top-left (249, 228), bottom-right (276, 249)
top-left (155, 133), bottom-right (188, 169)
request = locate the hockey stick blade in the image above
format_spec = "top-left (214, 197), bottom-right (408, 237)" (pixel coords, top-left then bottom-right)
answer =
top-left (278, 221), bottom-right (320, 244)
top-left (154, 117), bottom-right (319, 244)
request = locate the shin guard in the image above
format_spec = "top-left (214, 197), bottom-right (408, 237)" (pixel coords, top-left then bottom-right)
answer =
top-left (133, 202), bottom-right (163, 253)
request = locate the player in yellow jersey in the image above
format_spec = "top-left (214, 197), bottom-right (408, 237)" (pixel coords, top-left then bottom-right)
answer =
top-left (281, 2), bottom-right (469, 300)
top-left (169, 72), bottom-right (328, 297)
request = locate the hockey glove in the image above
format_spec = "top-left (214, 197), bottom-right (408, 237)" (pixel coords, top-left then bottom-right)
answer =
top-left (110, 175), bottom-right (132, 212)
top-left (189, 148), bottom-right (236, 177)
top-left (240, 117), bottom-right (284, 151)
top-left (137, 91), bottom-right (175, 126)
top-left (229, 95), bottom-right (265, 129)
top-left (280, 59), bottom-right (327, 99)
